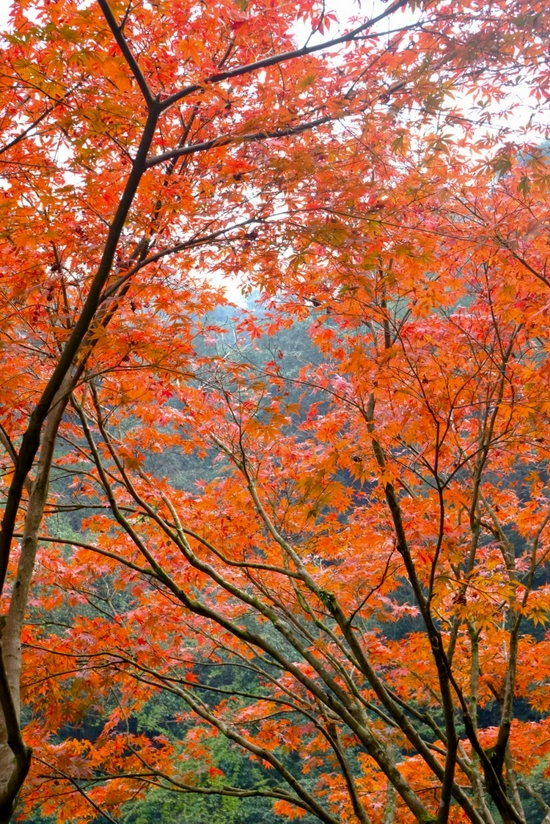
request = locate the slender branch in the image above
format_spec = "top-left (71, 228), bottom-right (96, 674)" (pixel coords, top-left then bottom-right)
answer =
top-left (12, 534), bottom-right (158, 579)
top-left (0, 85), bottom-right (82, 157)
top-left (96, 0), bottom-right (154, 107)
top-left (159, 0), bottom-right (408, 110)
top-left (146, 113), bottom-right (337, 169)
top-left (33, 757), bottom-right (119, 824)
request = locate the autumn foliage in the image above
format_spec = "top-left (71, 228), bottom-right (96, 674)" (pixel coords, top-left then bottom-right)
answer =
top-left (1, 0), bottom-right (550, 822)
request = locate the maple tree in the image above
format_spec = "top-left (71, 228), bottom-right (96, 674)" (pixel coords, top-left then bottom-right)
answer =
top-left (1, 0), bottom-right (550, 823)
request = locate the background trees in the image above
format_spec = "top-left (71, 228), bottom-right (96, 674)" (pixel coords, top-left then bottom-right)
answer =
top-left (0, 0), bottom-right (550, 822)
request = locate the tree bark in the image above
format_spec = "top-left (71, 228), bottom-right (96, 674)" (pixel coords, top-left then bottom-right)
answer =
top-left (0, 373), bottom-right (74, 818)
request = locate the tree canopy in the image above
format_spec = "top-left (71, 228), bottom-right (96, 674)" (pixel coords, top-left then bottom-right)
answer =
top-left (1, 0), bottom-right (550, 822)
